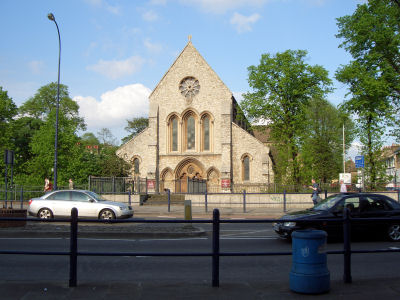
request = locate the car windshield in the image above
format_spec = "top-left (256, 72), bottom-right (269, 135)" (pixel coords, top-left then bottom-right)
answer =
top-left (313, 194), bottom-right (343, 211)
top-left (86, 191), bottom-right (107, 201)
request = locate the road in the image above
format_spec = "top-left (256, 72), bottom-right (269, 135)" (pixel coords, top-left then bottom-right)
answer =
top-left (0, 223), bottom-right (400, 285)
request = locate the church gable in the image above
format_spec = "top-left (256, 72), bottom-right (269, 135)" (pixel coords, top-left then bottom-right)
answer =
top-left (149, 41), bottom-right (232, 108)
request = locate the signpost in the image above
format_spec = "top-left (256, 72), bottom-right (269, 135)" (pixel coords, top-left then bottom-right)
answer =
top-left (355, 155), bottom-right (365, 168)
top-left (355, 155), bottom-right (365, 191)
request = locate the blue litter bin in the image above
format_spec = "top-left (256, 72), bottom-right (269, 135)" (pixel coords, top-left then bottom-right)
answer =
top-left (290, 229), bottom-right (330, 294)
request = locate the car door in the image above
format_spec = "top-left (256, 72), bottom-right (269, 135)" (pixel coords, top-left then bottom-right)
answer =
top-left (331, 196), bottom-right (363, 237)
top-left (70, 191), bottom-right (97, 218)
top-left (46, 191), bottom-right (72, 216)
top-left (359, 195), bottom-right (395, 234)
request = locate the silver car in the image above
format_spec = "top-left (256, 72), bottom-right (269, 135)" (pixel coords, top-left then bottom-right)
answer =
top-left (28, 190), bottom-right (133, 220)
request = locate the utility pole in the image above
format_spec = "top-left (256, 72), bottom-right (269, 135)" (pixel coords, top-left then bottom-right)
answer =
top-left (343, 124), bottom-right (346, 173)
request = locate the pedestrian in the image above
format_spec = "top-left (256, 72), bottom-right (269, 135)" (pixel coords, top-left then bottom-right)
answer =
top-left (69, 178), bottom-right (74, 189)
top-left (309, 178), bottom-right (321, 205)
top-left (340, 180), bottom-right (347, 193)
top-left (44, 178), bottom-right (53, 193)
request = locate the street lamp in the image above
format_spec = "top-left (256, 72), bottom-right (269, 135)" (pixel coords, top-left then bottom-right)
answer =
top-left (47, 13), bottom-right (61, 190)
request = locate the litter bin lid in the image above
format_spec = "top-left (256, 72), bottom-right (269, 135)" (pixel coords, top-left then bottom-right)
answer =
top-left (292, 229), bottom-right (327, 239)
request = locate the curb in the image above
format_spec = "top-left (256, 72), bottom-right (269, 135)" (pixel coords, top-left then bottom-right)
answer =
top-left (0, 226), bottom-right (207, 239)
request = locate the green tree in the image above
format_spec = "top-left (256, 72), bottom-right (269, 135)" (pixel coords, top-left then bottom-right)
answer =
top-left (122, 117), bottom-right (148, 144)
top-left (299, 98), bottom-right (355, 183)
top-left (18, 83), bottom-right (86, 186)
top-left (97, 128), bottom-right (117, 146)
top-left (242, 50), bottom-right (333, 186)
top-left (10, 116), bottom-right (43, 176)
top-left (336, 61), bottom-right (392, 190)
top-left (336, 0), bottom-right (400, 140)
top-left (80, 132), bottom-right (100, 146)
top-left (0, 87), bottom-right (17, 150)
top-left (96, 146), bottom-right (131, 177)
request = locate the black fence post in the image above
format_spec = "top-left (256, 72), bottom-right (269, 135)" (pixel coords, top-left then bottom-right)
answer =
top-left (398, 189), bottom-right (400, 203)
top-left (325, 189), bottom-right (327, 199)
top-left (283, 190), bottom-right (287, 212)
top-left (205, 190), bottom-right (208, 213)
top-left (212, 208), bottom-right (220, 287)
top-left (167, 189), bottom-right (171, 213)
top-left (243, 190), bottom-right (246, 213)
top-left (69, 207), bottom-right (78, 287)
top-left (343, 208), bottom-right (352, 283)
top-left (128, 190), bottom-right (131, 206)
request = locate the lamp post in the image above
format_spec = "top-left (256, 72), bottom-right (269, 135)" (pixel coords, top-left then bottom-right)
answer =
top-left (47, 13), bottom-right (61, 190)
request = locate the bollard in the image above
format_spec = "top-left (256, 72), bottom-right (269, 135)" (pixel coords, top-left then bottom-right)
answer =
top-left (290, 229), bottom-right (330, 294)
top-left (184, 200), bottom-right (192, 220)
top-left (283, 190), bottom-right (287, 212)
top-left (20, 187), bottom-right (23, 210)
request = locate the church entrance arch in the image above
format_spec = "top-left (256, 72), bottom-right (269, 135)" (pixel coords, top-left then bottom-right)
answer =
top-left (175, 158), bottom-right (205, 193)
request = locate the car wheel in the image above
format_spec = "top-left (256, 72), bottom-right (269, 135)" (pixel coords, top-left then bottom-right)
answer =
top-left (388, 224), bottom-right (400, 241)
top-left (99, 209), bottom-right (115, 220)
top-left (38, 208), bottom-right (53, 219)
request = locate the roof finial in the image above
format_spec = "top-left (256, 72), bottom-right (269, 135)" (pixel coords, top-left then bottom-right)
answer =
top-left (188, 34), bottom-right (192, 42)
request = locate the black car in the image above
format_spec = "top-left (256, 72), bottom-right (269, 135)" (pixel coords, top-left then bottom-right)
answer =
top-left (273, 193), bottom-right (400, 241)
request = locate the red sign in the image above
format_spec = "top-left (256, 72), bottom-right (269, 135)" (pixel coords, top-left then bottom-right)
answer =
top-left (221, 179), bottom-right (230, 188)
top-left (147, 180), bottom-right (155, 190)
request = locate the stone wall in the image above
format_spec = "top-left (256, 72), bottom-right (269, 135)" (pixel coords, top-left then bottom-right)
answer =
top-left (103, 192), bottom-right (400, 210)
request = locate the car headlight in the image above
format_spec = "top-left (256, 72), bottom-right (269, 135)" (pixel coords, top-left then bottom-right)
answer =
top-left (283, 222), bottom-right (296, 227)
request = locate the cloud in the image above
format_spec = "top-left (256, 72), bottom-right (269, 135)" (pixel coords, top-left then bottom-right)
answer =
top-left (180, 0), bottom-right (269, 14)
top-left (144, 38), bottom-right (163, 53)
top-left (84, 0), bottom-right (121, 14)
top-left (150, 0), bottom-right (167, 5)
top-left (230, 12), bottom-right (260, 33)
top-left (87, 56), bottom-right (145, 79)
top-left (74, 84), bottom-right (151, 134)
top-left (302, 0), bottom-right (327, 5)
top-left (142, 10), bottom-right (159, 22)
top-left (28, 60), bottom-right (45, 75)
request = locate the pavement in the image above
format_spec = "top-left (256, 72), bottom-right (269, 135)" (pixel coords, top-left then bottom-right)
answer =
top-left (1, 205), bottom-right (400, 299)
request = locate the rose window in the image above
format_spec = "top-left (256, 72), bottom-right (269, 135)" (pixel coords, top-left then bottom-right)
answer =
top-left (179, 77), bottom-right (200, 103)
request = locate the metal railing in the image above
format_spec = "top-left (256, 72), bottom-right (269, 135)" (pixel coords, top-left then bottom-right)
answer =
top-left (1, 209), bottom-right (400, 287)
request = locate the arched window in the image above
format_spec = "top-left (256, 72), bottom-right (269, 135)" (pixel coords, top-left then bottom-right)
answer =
top-left (186, 115), bottom-right (195, 150)
top-left (171, 117), bottom-right (178, 151)
top-left (202, 115), bottom-right (210, 151)
top-left (242, 156), bottom-right (250, 181)
top-left (133, 158), bottom-right (140, 174)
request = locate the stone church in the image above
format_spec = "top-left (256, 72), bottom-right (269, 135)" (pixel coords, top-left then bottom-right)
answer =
top-left (116, 40), bottom-right (273, 193)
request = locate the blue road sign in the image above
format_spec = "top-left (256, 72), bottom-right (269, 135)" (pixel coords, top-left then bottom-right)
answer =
top-left (355, 155), bottom-right (364, 168)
